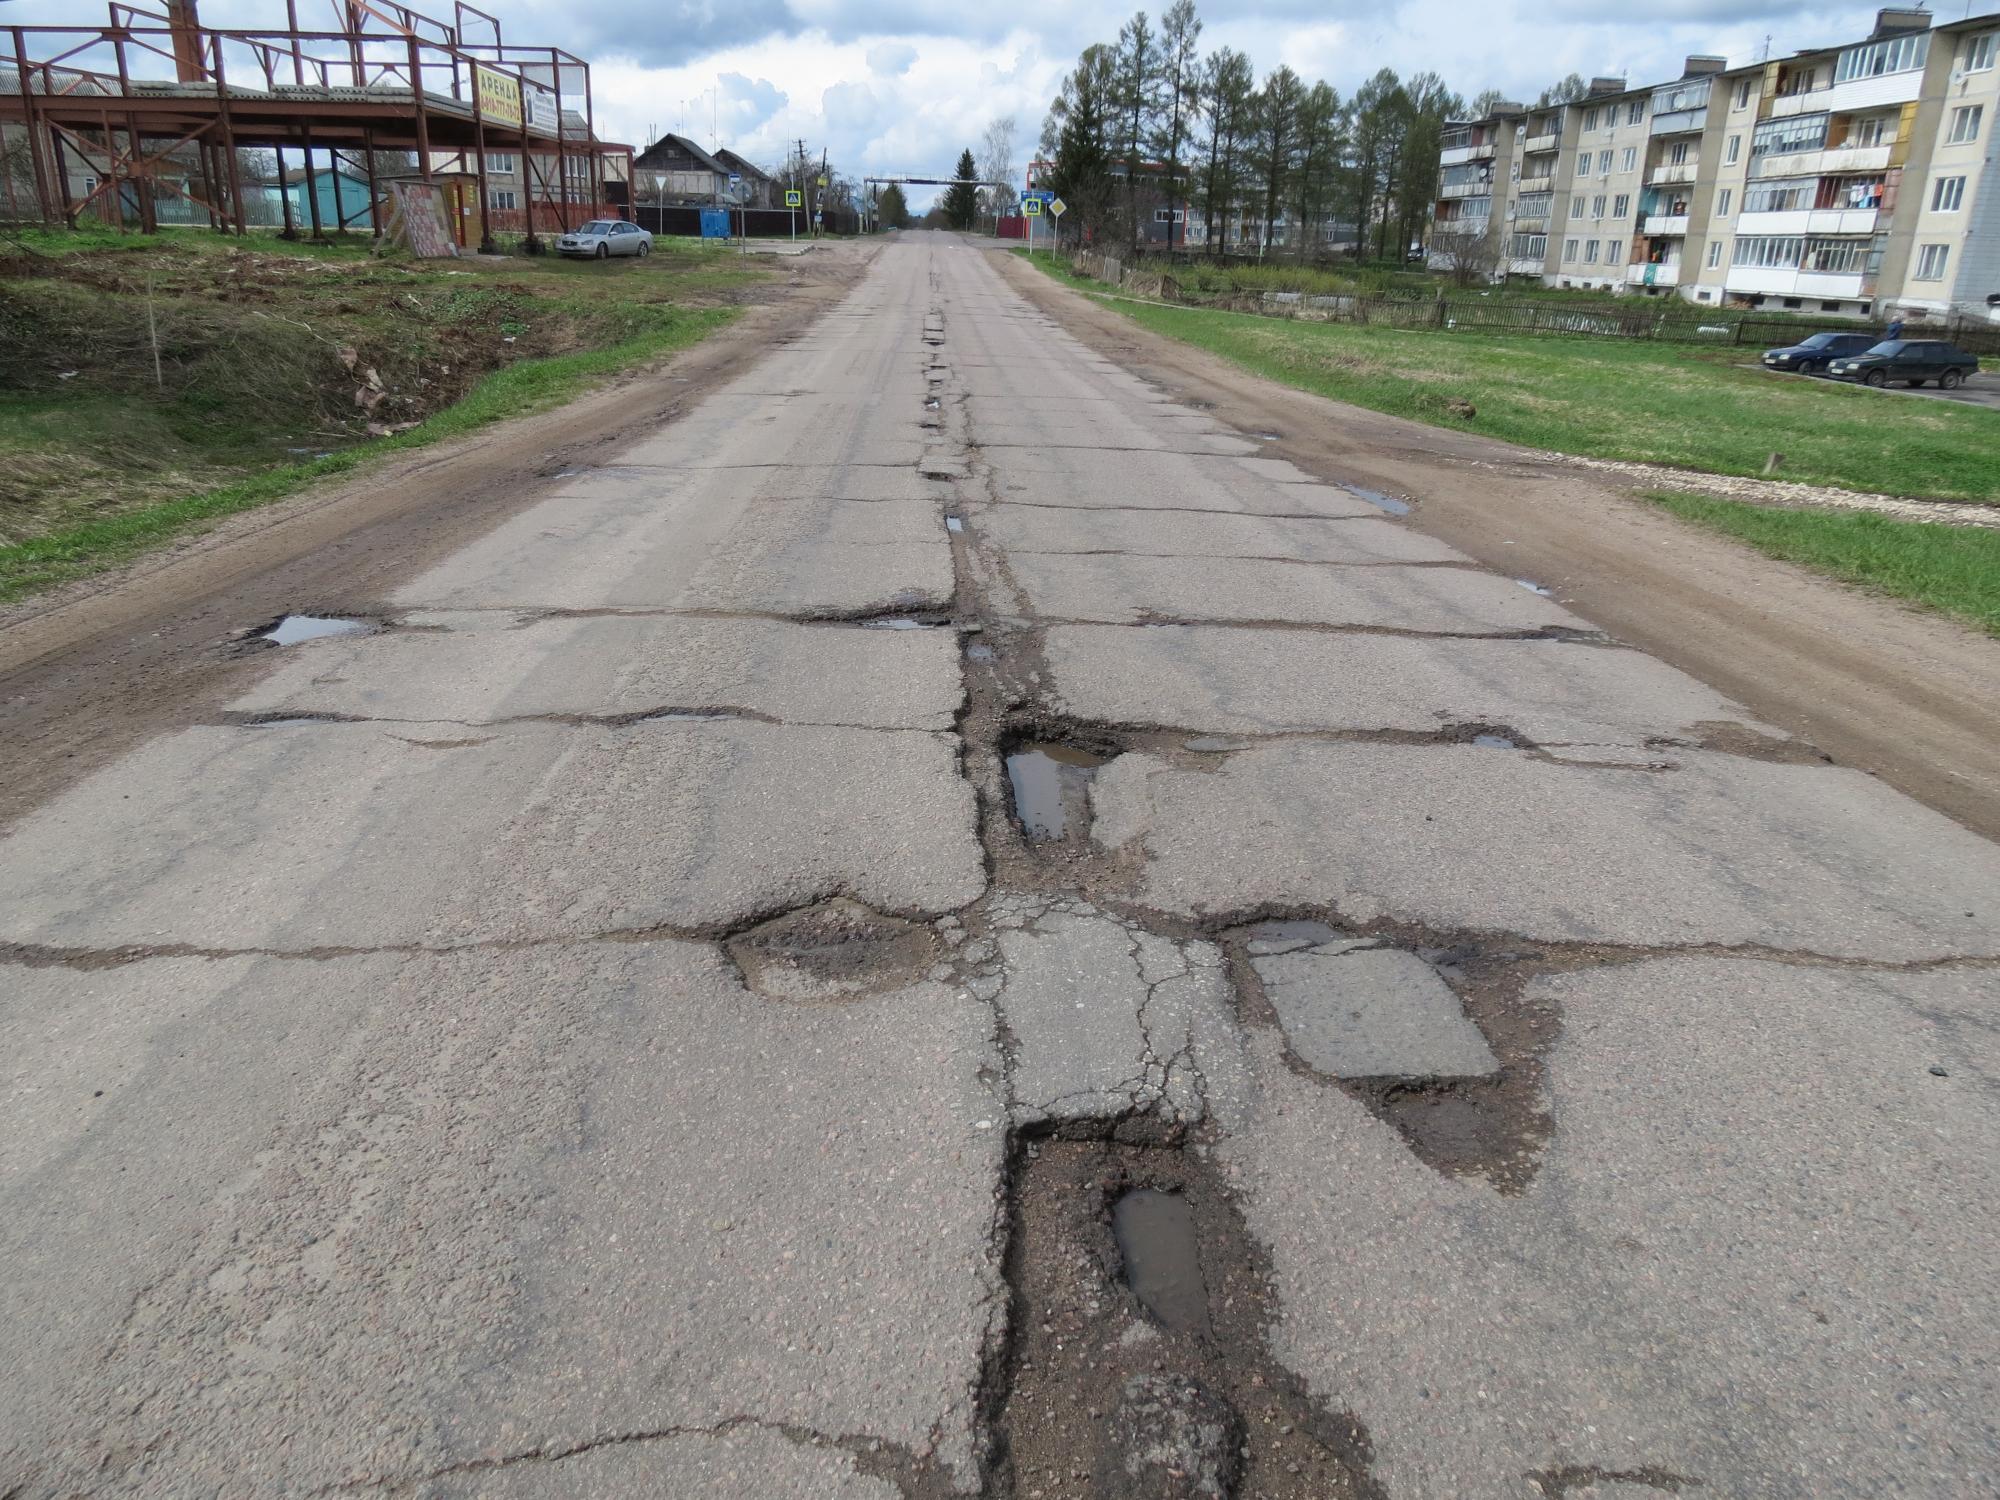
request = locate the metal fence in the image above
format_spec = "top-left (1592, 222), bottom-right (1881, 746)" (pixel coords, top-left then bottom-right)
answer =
top-left (1082, 257), bottom-right (2000, 355)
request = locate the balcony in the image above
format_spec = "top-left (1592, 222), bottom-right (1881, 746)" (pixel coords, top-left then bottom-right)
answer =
top-left (1726, 266), bottom-right (1870, 299)
top-left (1512, 213), bottom-right (1551, 232)
top-left (1767, 87), bottom-right (1831, 119)
top-left (1627, 261), bottom-right (1682, 287)
top-left (1518, 174), bottom-right (1555, 194)
top-left (1646, 161), bottom-right (1698, 185)
top-left (1524, 131), bottom-right (1561, 153)
top-left (1639, 213), bottom-right (1689, 235)
top-left (1734, 207), bottom-right (1878, 236)
top-left (1649, 108), bottom-right (1706, 136)
top-left (1440, 181), bottom-right (1491, 198)
top-left (1752, 143), bottom-right (1892, 178)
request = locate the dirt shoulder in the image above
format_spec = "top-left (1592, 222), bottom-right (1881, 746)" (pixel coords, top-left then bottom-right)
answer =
top-left (0, 241), bottom-right (876, 828)
top-left (996, 248), bottom-right (2000, 842)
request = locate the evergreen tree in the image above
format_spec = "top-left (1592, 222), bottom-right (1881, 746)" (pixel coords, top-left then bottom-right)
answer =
top-left (1114, 11), bottom-right (1158, 248)
top-left (1193, 47), bottom-right (1253, 254)
top-left (942, 149), bottom-right (979, 230)
top-left (1150, 0), bottom-right (1203, 250)
top-left (1046, 44), bottom-right (1117, 241)
top-left (1248, 65), bottom-right (1304, 256)
top-left (877, 182), bottom-right (910, 230)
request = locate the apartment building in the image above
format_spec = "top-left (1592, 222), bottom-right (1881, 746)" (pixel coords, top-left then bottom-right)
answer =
top-left (1436, 7), bottom-right (2000, 320)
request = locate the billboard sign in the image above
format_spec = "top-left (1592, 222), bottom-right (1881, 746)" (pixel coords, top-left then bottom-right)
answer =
top-left (475, 65), bottom-right (522, 129)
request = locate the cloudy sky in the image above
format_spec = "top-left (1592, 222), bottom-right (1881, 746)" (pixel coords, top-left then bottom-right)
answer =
top-left (12, 0), bottom-right (2000, 204)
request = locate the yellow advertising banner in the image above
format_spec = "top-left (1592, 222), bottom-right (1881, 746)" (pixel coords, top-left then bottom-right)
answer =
top-left (476, 65), bottom-right (523, 129)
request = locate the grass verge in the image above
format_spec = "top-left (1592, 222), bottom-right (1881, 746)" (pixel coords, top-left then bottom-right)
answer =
top-left (1647, 490), bottom-right (2000, 635)
top-left (1015, 251), bottom-right (2000, 502)
top-left (0, 305), bottom-right (735, 604)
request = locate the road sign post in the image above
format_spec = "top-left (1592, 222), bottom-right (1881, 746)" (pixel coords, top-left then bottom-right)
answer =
top-left (785, 187), bottom-right (802, 241)
top-left (1048, 197), bottom-right (1066, 260)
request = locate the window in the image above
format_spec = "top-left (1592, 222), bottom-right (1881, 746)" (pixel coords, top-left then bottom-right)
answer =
top-left (1964, 33), bottom-right (1997, 72)
top-left (1564, 237), bottom-right (1580, 261)
top-left (1914, 242), bottom-right (1950, 280)
top-left (1606, 239), bottom-right (1622, 264)
top-left (1621, 146), bottom-right (1637, 172)
top-left (1585, 239), bottom-right (1600, 262)
top-left (1707, 240), bottom-right (1723, 267)
top-left (1510, 232), bottom-right (1548, 259)
top-left (1716, 187), bottom-right (1733, 216)
top-left (1802, 238), bottom-right (1868, 273)
top-left (1836, 32), bottom-right (1930, 83)
top-left (1732, 235), bottom-right (1805, 268)
top-left (1820, 301), bottom-right (1841, 312)
top-left (1598, 149), bottom-right (1613, 172)
top-left (1733, 79), bottom-right (1753, 109)
top-left (1726, 134), bottom-right (1741, 164)
top-left (1570, 193), bottom-right (1587, 216)
top-left (1848, 115), bottom-right (1888, 148)
top-left (488, 188), bottom-right (518, 210)
top-left (1743, 177), bottom-right (1813, 213)
top-left (1612, 194), bottom-right (1630, 217)
top-left (1583, 107), bottom-right (1600, 132)
top-left (1627, 100), bottom-right (1645, 124)
top-left (1752, 114), bottom-right (1828, 158)
top-left (1592, 194), bottom-right (1606, 217)
top-left (1782, 297), bottom-right (1803, 309)
top-left (1948, 105), bottom-right (1984, 145)
top-left (1932, 175), bottom-right (1965, 212)
top-left (485, 152), bottom-right (517, 174)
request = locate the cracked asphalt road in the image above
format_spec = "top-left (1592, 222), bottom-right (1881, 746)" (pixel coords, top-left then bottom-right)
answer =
top-left (3, 233), bottom-right (1998, 1499)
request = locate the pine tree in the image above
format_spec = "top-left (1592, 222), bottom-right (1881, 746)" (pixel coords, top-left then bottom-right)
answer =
top-left (942, 149), bottom-right (979, 230)
top-left (877, 182), bottom-right (910, 230)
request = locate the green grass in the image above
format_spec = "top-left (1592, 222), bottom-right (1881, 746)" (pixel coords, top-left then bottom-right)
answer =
top-left (0, 303), bottom-right (735, 603)
top-left (1017, 253), bottom-right (2000, 501)
top-left (1648, 491), bottom-right (2000, 635)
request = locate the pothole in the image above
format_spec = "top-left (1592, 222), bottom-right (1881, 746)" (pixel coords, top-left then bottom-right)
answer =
top-left (256, 614), bottom-right (374, 646)
top-left (1338, 484), bottom-right (1411, 516)
top-left (946, 516), bottom-right (965, 533)
top-left (994, 1137), bottom-right (1383, 1500)
top-left (725, 898), bottom-right (943, 1002)
top-left (1472, 733), bottom-right (1517, 749)
top-left (1005, 741), bottom-right (1114, 842)
top-left (1515, 579), bottom-right (1555, 597)
top-left (1227, 923), bottom-right (1560, 1193)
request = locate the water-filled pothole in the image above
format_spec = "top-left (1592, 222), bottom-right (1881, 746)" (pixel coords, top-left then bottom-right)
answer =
top-left (1113, 1188), bottom-right (1211, 1337)
top-left (945, 516), bottom-right (964, 533)
top-left (1515, 579), bottom-right (1554, 597)
top-left (1339, 484), bottom-right (1411, 516)
top-left (259, 615), bottom-right (372, 646)
top-left (966, 642), bottom-right (996, 662)
top-left (1471, 733), bottom-right (1516, 749)
top-left (725, 898), bottom-right (942, 1001)
top-left (997, 1139), bottom-right (1382, 1500)
top-left (862, 617), bottom-right (944, 630)
top-left (1005, 742), bottom-right (1113, 841)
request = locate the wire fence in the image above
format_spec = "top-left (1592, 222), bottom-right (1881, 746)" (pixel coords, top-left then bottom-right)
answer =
top-left (1066, 251), bottom-right (2000, 356)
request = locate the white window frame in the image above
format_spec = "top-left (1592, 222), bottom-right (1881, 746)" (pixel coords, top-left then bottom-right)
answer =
top-left (1584, 238), bottom-right (1600, 263)
top-left (1964, 33), bottom-right (1996, 72)
top-left (1931, 175), bottom-right (1965, 213)
top-left (1571, 193), bottom-right (1586, 216)
top-left (1706, 239), bottom-right (1722, 267)
top-left (1948, 105), bottom-right (1983, 145)
top-left (1733, 79), bottom-right (1752, 109)
top-left (1563, 237), bottom-right (1579, 261)
top-left (1716, 187), bottom-right (1733, 216)
top-left (1598, 149), bottom-right (1613, 173)
top-left (1913, 243), bottom-right (1949, 280)
top-left (1725, 134), bottom-right (1741, 165)
top-left (1612, 194), bottom-right (1630, 217)
top-left (488, 187), bottom-right (518, 210)
top-left (1621, 146), bottom-right (1636, 172)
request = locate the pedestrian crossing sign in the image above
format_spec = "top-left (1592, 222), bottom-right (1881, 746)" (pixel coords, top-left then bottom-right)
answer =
top-left (785, 189), bottom-right (803, 208)
top-left (1023, 198), bottom-right (1041, 216)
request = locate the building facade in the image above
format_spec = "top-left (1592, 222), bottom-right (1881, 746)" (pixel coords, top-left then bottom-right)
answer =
top-left (1435, 8), bottom-right (2000, 320)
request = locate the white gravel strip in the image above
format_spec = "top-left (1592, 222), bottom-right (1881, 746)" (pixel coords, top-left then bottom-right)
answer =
top-left (1526, 450), bottom-right (2000, 529)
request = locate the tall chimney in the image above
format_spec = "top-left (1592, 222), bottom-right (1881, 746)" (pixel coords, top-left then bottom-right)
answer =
top-left (165, 0), bottom-right (208, 84)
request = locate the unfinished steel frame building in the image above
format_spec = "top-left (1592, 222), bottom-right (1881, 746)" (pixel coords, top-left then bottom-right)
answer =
top-left (0, 1), bottom-right (633, 250)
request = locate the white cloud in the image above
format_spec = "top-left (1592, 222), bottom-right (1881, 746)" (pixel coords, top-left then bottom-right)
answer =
top-left (12, 0), bottom-right (2000, 207)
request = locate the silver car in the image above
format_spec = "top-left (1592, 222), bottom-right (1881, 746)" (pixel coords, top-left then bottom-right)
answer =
top-left (556, 220), bottom-right (653, 259)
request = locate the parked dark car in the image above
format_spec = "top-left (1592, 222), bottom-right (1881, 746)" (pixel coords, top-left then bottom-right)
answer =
top-left (1827, 339), bottom-right (1981, 388)
top-left (1760, 331), bottom-right (1878, 374)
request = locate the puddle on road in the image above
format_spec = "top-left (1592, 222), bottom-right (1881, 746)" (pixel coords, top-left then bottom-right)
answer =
top-left (1184, 735), bottom-right (1255, 753)
top-left (966, 642), bottom-right (996, 662)
top-left (245, 716), bottom-right (333, 729)
top-left (1339, 483), bottom-right (1411, 515)
top-left (1472, 734), bottom-right (1517, 749)
top-left (945, 516), bottom-right (965, 533)
top-left (1006, 742), bottom-right (1113, 841)
top-left (260, 615), bottom-right (372, 646)
top-left (1113, 1189), bottom-right (1211, 1337)
top-left (1515, 579), bottom-right (1554, 597)
top-left (863, 617), bottom-right (944, 631)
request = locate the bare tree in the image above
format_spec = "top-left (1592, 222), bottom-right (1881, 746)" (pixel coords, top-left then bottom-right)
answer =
top-left (978, 115), bottom-right (1018, 226)
top-left (1428, 224), bottom-right (1500, 287)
